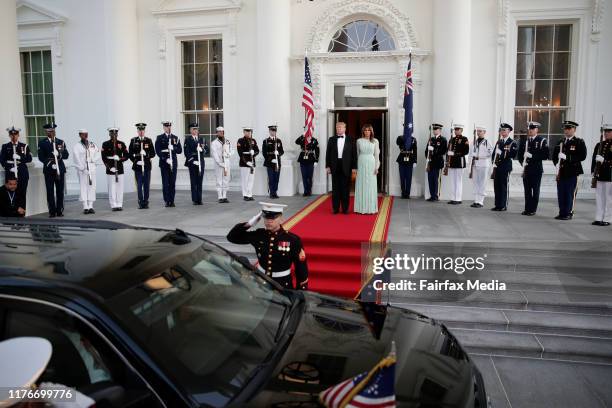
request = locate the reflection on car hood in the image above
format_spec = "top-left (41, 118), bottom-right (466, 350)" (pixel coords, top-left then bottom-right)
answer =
top-left (248, 292), bottom-right (478, 407)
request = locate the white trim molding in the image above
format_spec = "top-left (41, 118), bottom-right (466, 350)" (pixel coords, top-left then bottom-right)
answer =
top-left (591, 0), bottom-right (606, 42)
top-left (152, 0), bottom-right (241, 16)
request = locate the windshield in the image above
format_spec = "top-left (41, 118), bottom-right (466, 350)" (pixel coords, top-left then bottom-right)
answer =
top-left (106, 239), bottom-right (293, 406)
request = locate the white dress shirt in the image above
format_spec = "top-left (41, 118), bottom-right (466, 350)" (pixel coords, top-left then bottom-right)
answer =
top-left (337, 134), bottom-right (346, 159)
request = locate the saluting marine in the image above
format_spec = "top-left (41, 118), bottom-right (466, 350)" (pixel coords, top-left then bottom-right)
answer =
top-left (72, 129), bottom-right (100, 214)
top-left (227, 202), bottom-right (308, 290)
top-left (38, 122), bottom-right (69, 218)
top-left (296, 131), bottom-right (320, 197)
top-left (155, 121), bottom-right (182, 207)
top-left (552, 120), bottom-right (587, 220)
top-left (101, 127), bottom-right (129, 211)
top-left (396, 131), bottom-right (418, 199)
top-left (262, 125), bottom-right (284, 199)
top-left (211, 126), bottom-right (233, 203)
top-left (591, 123), bottom-right (612, 226)
top-left (128, 123), bottom-right (156, 209)
top-left (445, 124), bottom-right (470, 205)
top-left (469, 125), bottom-right (493, 208)
top-left (491, 123), bottom-right (518, 211)
top-left (184, 122), bottom-right (208, 205)
top-left (517, 121), bottom-right (549, 216)
top-left (0, 126), bottom-right (32, 209)
top-left (425, 123), bottom-right (447, 202)
top-left (237, 127), bottom-right (260, 201)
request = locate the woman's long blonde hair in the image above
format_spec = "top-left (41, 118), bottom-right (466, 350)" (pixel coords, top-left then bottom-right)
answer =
top-left (361, 124), bottom-right (375, 143)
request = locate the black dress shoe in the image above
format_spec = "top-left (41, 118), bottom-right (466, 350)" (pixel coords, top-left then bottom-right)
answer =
top-left (111, 207), bottom-right (118, 212)
top-left (447, 200), bottom-right (455, 204)
top-left (592, 221), bottom-right (603, 226)
top-left (57, 212), bottom-right (64, 217)
top-left (118, 207), bottom-right (123, 211)
top-left (244, 196), bottom-right (249, 201)
top-left (554, 215), bottom-right (562, 220)
top-left (49, 213), bottom-right (56, 218)
top-left (83, 209), bottom-right (90, 214)
top-left (224, 198), bottom-right (230, 203)
top-left (499, 207), bottom-right (507, 211)
top-left (521, 211), bottom-right (529, 215)
top-left (603, 222), bottom-right (611, 226)
top-left (491, 207), bottom-right (500, 211)
top-left (470, 203), bottom-right (478, 208)
top-left (559, 215), bottom-right (570, 220)
top-left (169, 203), bottom-right (175, 207)
top-left (526, 212), bottom-right (535, 216)
top-left (426, 197), bottom-right (434, 202)
top-left (218, 199), bottom-right (224, 203)
top-left (138, 204), bottom-right (145, 209)
top-left (165, 203), bottom-right (170, 207)
top-left (89, 209), bottom-right (95, 214)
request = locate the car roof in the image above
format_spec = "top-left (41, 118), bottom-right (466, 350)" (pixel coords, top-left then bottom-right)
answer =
top-left (0, 218), bottom-right (205, 299)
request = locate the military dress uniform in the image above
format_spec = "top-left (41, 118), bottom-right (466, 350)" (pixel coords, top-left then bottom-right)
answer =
top-left (517, 122), bottom-right (549, 215)
top-left (72, 131), bottom-right (101, 213)
top-left (552, 121), bottom-right (587, 220)
top-left (425, 124), bottom-right (447, 201)
top-left (591, 125), bottom-right (612, 226)
top-left (262, 126), bottom-right (284, 198)
top-left (101, 128), bottom-right (129, 211)
top-left (211, 128), bottom-right (233, 203)
top-left (38, 123), bottom-right (69, 217)
top-left (155, 123), bottom-right (183, 207)
top-left (128, 123), bottom-right (156, 209)
top-left (226, 203), bottom-right (308, 290)
top-left (491, 124), bottom-right (518, 211)
top-left (470, 129), bottom-right (493, 208)
top-left (295, 134), bottom-right (320, 196)
top-left (184, 124), bottom-right (208, 205)
top-left (237, 128), bottom-right (260, 201)
top-left (0, 127), bottom-right (32, 208)
top-left (446, 125), bottom-right (470, 204)
top-left (396, 135), bottom-right (417, 199)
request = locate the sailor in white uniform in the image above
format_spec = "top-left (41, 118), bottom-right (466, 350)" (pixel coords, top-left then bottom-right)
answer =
top-left (72, 129), bottom-right (100, 214)
top-left (211, 126), bottom-right (234, 203)
top-left (470, 125), bottom-right (493, 208)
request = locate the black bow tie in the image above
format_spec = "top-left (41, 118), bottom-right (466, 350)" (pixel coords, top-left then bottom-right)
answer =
top-left (337, 135), bottom-right (344, 138)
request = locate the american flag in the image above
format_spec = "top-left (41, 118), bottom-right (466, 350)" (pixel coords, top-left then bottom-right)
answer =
top-left (319, 348), bottom-right (396, 408)
top-left (302, 57), bottom-right (315, 145)
top-left (403, 55), bottom-right (414, 151)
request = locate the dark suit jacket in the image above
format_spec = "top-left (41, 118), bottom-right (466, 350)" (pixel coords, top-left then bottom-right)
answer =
top-left (0, 186), bottom-right (25, 217)
top-left (325, 135), bottom-right (357, 176)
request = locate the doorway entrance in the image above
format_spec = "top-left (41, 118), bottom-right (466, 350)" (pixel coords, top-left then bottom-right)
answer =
top-left (327, 109), bottom-right (389, 194)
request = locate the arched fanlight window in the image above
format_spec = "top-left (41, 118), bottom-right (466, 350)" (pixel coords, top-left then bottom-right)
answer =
top-left (328, 20), bottom-right (395, 52)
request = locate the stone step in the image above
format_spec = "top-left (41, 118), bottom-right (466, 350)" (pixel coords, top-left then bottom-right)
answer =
top-left (452, 328), bottom-right (612, 364)
top-left (393, 303), bottom-right (612, 338)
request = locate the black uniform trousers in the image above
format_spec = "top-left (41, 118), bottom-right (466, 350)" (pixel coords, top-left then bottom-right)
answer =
top-left (557, 176), bottom-right (578, 217)
top-left (493, 169), bottom-right (511, 209)
top-left (135, 169), bottom-right (151, 206)
top-left (523, 171), bottom-right (543, 213)
top-left (300, 163), bottom-right (314, 195)
top-left (331, 158), bottom-right (351, 213)
top-left (44, 172), bottom-right (64, 215)
top-left (188, 165), bottom-right (203, 203)
top-left (398, 163), bottom-right (413, 197)
top-left (427, 168), bottom-right (441, 200)
top-left (160, 164), bottom-right (177, 204)
top-left (267, 167), bottom-right (281, 196)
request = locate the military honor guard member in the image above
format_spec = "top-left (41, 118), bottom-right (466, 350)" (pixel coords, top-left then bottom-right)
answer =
top-left (425, 123), bottom-right (447, 201)
top-left (591, 123), bottom-right (612, 226)
top-left (128, 123), bottom-right (156, 209)
top-left (469, 125), bottom-right (493, 208)
top-left (38, 122), bottom-right (69, 217)
top-left (0, 126), bottom-right (32, 208)
top-left (517, 121), bottom-right (549, 215)
top-left (227, 202), bottom-right (308, 290)
top-left (155, 121), bottom-right (182, 207)
top-left (295, 132), bottom-right (320, 196)
top-left (262, 125), bottom-right (284, 199)
top-left (72, 129), bottom-right (100, 214)
top-left (445, 124), bottom-right (470, 204)
top-left (211, 126), bottom-right (233, 203)
top-left (237, 127), bottom-right (259, 201)
top-left (0, 175), bottom-right (25, 217)
top-left (552, 120), bottom-right (587, 220)
top-left (396, 132), bottom-right (418, 199)
top-left (491, 123), bottom-right (518, 211)
top-left (101, 127), bottom-right (129, 211)
top-left (184, 122), bottom-right (207, 205)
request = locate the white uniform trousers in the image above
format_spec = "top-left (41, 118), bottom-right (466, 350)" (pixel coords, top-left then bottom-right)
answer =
top-left (472, 166), bottom-right (488, 205)
top-left (448, 168), bottom-right (464, 202)
top-left (78, 170), bottom-right (96, 209)
top-left (240, 167), bottom-right (255, 198)
top-left (215, 166), bottom-right (230, 199)
top-left (107, 174), bottom-right (124, 208)
top-left (595, 181), bottom-right (612, 222)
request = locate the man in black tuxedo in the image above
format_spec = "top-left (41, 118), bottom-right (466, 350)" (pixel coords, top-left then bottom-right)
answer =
top-left (325, 122), bottom-right (357, 214)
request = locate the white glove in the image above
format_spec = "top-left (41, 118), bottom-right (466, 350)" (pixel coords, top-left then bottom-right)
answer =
top-left (596, 155), bottom-right (604, 163)
top-left (51, 164), bottom-right (57, 170)
top-left (447, 151), bottom-right (454, 156)
top-left (558, 152), bottom-right (567, 160)
top-left (110, 167), bottom-right (117, 173)
top-left (271, 159), bottom-right (278, 164)
top-left (525, 152), bottom-right (532, 159)
top-left (197, 145), bottom-right (203, 153)
top-left (193, 161), bottom-right (200, 166)
top-left (166, 158), bottom-right (172, 165)
top-left (413, 163), bottom-right (417, 168)
top-left (249, 149), bottom-right (254, 155)
top-left (137, 160), bottom-right (144, 166)
top-left (12, 153), bottom-right (20, 160)
top-left (169, 144), bottom-right (174, 151)
top-left (495, 148), bottom-right (502, 155)
top-left (314, 162), bottom-right (318, 166)
top-left (246, 161), bottom-right (253, 167)
top-left (10, 167), bottom-right (17, 173)
top-left (111, 154), bottom-right (120, 161)
top-left (427, 146), bottom-right (434, 151)
top-left (247, 212), bottom-right (262, 227)
top-left (52, 150), bottom-right (59, 157)
top-left (274, 150), bottom-right (279, 155)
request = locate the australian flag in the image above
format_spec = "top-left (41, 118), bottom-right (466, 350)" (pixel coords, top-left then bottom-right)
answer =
top-left (319, 345), bottom-right (397, 408)
top-left (403, 55), bottom-right (414, 151)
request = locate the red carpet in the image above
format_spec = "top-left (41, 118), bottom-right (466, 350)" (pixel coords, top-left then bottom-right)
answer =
top-left (284, 194), bottom-right (393, 298)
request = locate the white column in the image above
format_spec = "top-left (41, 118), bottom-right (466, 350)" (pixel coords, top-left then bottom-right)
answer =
top-left (103, 0), bottom-right (140, 192)
top-left (0, 0), bottom-right (24, 138)
top-left (432, 0), bottom-right (472, 200)
top-left (253, 0), bottom-right (296, 196)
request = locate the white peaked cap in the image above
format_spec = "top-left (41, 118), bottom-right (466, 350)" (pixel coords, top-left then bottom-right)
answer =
top-left (452, 123), bottom-right (465, 129)
top-left (528, 121), bottom-right (542, 127)
top-left (78, 129), bottom-right (88, 133)
top-left (216, 126), bottom-right (225, 131)
top-left (259, 201), bottom-right (287, 214)
top-left (602, 124), bottom-right (612, 131)
top-left (0, 337), bottom-right (52, 404)
top-left (475, 125), bottom-right (487, 131)
top-left (107, 127), bottom-right (119, 131)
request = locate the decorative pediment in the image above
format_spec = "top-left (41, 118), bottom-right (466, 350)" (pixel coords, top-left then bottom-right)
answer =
top-left (16, 0), bottom-right (66, 26)
top-left (152, 0), bottom-right (241, 16)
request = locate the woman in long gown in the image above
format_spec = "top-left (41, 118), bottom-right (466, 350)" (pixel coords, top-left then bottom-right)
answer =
top-left (354, 124), bottom-right (380, 214)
